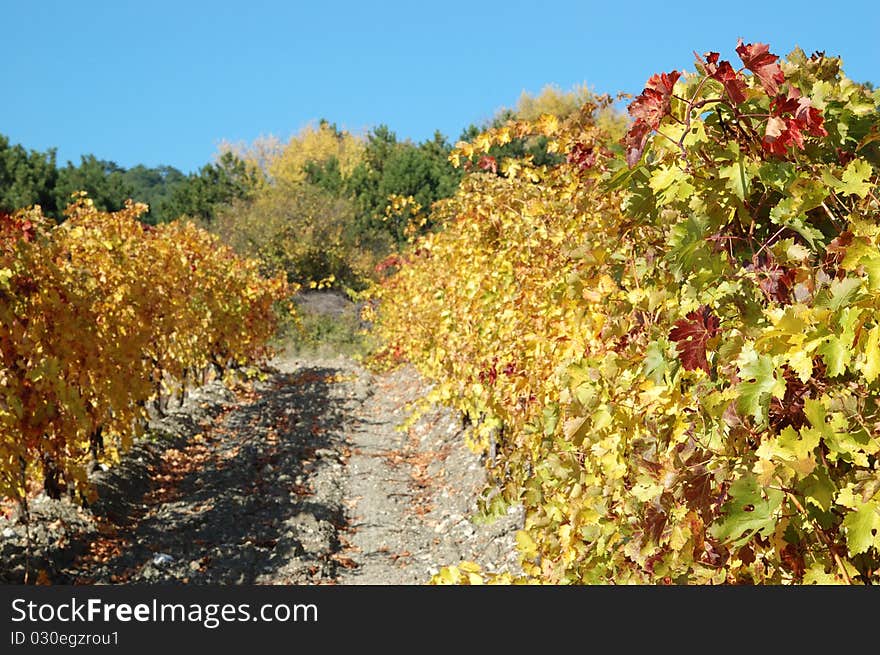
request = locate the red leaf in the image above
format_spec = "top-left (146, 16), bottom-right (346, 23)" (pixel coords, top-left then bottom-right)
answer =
top-left (647, 71), bottom-right (680, 99)
top-left (668, 305), bottom-right (720, 373)
top-left (702, 52), bottom-right (747, 105)
top-left (762, 88), bottom-right (827, 156)
top-left (824, 230), bottom-right (853, 272)
top-left (771, 88), bottom-right (826, 135)
top-left (628, 71), bottom-right (681, 130)
top-left (748, 252), bottom-right (797, 304)
top-left (759, 268), bottom-right (797, 304)
top-left (0, 212), bottom-right (37, 248)
top-left (623, 120), bottom-right (652, 168)
top-left (790, 97), bottom-right (827, 138)
top-left (735, 39), bottom-right (785, 96)
top-left (478, 155), bottom-right (497, 174)
top-left (623, 70), bottom-right (680, 168)
top-left (769, 367), bottom-right (810, 430)
top-left (567, 142), bottom-right (596, 170)
top-left (836, 148), bottom-right (855, 166)
top-left (374, 253), bottom-right (403, 273)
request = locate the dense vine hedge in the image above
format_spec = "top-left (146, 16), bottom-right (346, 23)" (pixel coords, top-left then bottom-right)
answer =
top-left (372, 42), bottom-right (880, 584)
top-left (0, 195), bottom-right (290, 506)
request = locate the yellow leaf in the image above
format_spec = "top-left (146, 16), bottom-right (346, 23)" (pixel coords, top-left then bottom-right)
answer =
top-left (861, 325), bottom-right (880, 383)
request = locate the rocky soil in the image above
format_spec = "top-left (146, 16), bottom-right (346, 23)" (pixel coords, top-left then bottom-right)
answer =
top-left (0, 349), bottom-right (522, 585)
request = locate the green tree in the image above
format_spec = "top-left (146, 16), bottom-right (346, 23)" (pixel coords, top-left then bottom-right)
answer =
top-left (164, 152), bottom-right (262, 224)
top-left (0, 134), bottom-right (58, 215)
top-left (303, 156), bottom-right (345, 196)
top-left (122, 164), bottom-right (186, 224)
top-left (55, 155), bottom-right (133, 214)
top-left (344, 126), bottom-right (461, 243)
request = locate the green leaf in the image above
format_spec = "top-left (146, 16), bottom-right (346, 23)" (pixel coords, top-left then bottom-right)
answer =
top-left (542, 404), bottom-right (559, 437)
top-left (716, 331), bottom-right (744, 367)
top-left (842, 500), bottom-right (880, 555)
top-left (787, 349), bottom-right (813, 383)
top-left (774, 239), bottom-right (810, 264)
top-left (861, 255), bottom-right (880, 293)
top-left (768, 179), bottom-right (829, 249)
top-left (736, 349), bottom-right (780, 425)
top-left (0, 268), bottom-right (12, 290)
top-left (719, 157), bottom-right (752, 201)
top-left (803, 562), bottom-right (845, 585)
top-left (631, 479), bottom-right (664, 502)
top-left (800, 467), bottom-right (836, 512)
top-left (649, 165), bottom-right (678, 195)
top-left (776, 425), bottom-right (821, 461)
top-left (643, 339), bottom-right (671, 385)
top-left (710, 475), bottom-right (784, 547)
top-left (769, 207), bottom-right (825, 248)
top-left (602, 162), bottom-right (639, 193)
top-left (771, 179), bottom-right (828, 219)
top-left (839, 238), bottom-right (880, 291)
top-left (803, 396), bottom-right (872, 465)
top-left (788, 220), bottom-right (826, 249)
top-left (665, 214), bottom-right (722, 279)
top-left (621, 168), bottom-right (657, 218)
top-left (757, 160), bottom-right (796, 193)
top-left (803, 396), bottom-right (831, 431)
top-left (816, 276), bottom-right (862, 312)
top-left (817, 336), bottom-right (850, 377)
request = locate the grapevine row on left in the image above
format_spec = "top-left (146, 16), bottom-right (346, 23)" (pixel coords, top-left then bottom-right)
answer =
top-left (0, 194), bottom-right (292, 508)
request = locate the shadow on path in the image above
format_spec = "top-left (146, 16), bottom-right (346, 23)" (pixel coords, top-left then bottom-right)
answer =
top-left (54, 363), bottom-right (361, 584)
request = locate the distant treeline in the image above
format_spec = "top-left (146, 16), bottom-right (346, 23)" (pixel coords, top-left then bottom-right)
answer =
top-left (0, 84), bottom-right (626, 290)
top-left (0, 135), bottom-right (268, 225)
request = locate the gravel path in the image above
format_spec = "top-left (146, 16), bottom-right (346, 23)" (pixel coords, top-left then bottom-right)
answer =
top-left (0, 351), bottom-right (522, 585)
top-left (337, 364), bottom-right (522, 584)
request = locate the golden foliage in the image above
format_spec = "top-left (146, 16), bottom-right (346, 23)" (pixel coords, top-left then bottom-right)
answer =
top-left (0, 194), bottom-right (291, 502)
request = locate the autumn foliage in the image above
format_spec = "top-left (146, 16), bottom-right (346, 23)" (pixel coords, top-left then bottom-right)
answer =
top-left (373, 42), bottom-right (880, 584)
top-left (0, 195), bottom-right (290, 505)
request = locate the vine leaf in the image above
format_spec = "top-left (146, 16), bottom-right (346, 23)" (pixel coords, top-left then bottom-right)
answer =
top-left (624, 70), bottom-right (680, 168)
top-left (841, 159), bottom-right (873, 198)
top-left (735, 39), bottom-right (785, 96)
top-left (668, 305), bottom-right (720, 372)
top-left (709, 475), bottom-right (784, 547)
top-left (842, 500), bottom-right (880, 555)
top-left (816, 276), bottom-right (862, 312)
top-left (702, 52), bottom-right (747, 105)
top-left (861, 325), bottom-right (880, 384)
top-left (817, 336), bottom-right (849, 377)
top-left (719, 156), bottom-right (752, 201)
top-left (628, 71), bottom-right (681, 129)
top-left (763, 89), bottom-right (828, 156)
top-left (736, 349), bottom-right (780, 425)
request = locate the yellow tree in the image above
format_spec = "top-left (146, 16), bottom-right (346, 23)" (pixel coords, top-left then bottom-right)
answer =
top-left (500, 83), bottom-right (628, 140)
top-left (223, 121), bottom-right (366, 187)
top-left (270, 120), bottom-right (365, 187)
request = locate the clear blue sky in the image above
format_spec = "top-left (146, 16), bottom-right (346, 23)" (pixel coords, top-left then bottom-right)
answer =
top-left (2, 1), bottom-right (877, 174)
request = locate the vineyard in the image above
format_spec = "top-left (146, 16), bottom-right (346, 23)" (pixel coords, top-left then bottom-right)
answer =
top-left (2, 39), bottom-right (879, 587)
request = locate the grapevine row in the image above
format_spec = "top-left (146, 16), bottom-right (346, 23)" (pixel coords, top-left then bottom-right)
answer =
top-left (372, 43), bottom-right (880, 584)
top-left (0, 194), bottom-right (290, 508)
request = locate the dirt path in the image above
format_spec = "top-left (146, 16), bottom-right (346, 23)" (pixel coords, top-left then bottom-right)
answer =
top-left (0, 351), bottom-right (521, 585)
top-left (337, 364), bottom-right (522, 584)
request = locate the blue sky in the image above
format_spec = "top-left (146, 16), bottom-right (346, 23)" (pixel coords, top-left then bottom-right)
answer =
top-left (2, 1), bottom-right (877, 174)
